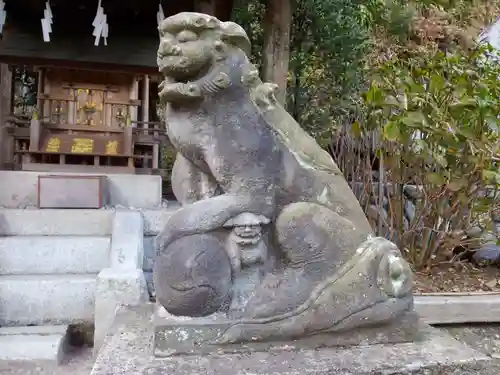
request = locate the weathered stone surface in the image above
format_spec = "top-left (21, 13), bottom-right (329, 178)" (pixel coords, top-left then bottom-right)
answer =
top-left (94, 269), bottom-right (148, 355)
top-left (91, 305), bottom-right (155, 375)
top-left (38, 175), bottom-right (108, 209)
top-left (110, 211), bottom-right (145, 270)
top-left (154, 310), bottom-right (419, 356)
top-left (150, 329), bottom-right (492, 375)
top-left (91, 305), bottom-right (497, 375)
top-left (94, 211), bottom-right (149, 354)
top-left (153, 11), bottom-right (416, 347)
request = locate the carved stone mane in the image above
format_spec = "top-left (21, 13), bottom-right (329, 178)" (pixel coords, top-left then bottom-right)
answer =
top-left (243, 68), bottom-right (342, 175)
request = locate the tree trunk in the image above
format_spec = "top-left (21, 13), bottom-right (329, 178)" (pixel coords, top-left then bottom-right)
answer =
top-left (262, 0), bottom-right (292, 106)
top-left (215, 0), bottom-right (234, 21)
top-left (194, 0), bottom-right (233, 21)
top-left (0, 64), bottom-right (12, 168)
top-left (194, 0), bottom-right (216, 15)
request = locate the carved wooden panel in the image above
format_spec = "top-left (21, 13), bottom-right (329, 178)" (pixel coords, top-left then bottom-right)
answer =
top-left (42, 68), bottom-right (136, 128)
top-left (49, 99), bottom-right (69, 124)
top-left (111, 104), bottom-right (130, 127)
top-left (75, 88), bottom-right (104, 126)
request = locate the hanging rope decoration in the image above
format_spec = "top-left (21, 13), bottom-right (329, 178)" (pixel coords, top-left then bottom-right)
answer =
top-left (156, 2), bottom-right (165, 27)
top-left (41, 1), bottom-right (53, 42)
top-left (92, 0), bottom-right (108, 46)
top-left (0, 0), bottom-right (6, 35)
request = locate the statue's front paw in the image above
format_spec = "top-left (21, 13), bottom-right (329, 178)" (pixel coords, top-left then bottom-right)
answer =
top-left (376, 241), bottom-right (413, 298)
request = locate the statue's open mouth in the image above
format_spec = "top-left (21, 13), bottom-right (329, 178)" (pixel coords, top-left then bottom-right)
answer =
top-left (158, 57), bottom-right (192, 79)
top-left (157, 57), bottom-right (215, 101)
top-left (158, 76), bottom-right (203, 101)
top-left (158, 55), bottom-right (211, 81)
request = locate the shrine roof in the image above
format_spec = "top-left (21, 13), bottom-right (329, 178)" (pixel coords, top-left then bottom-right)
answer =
top-left (0, 0), bottom-right (234, 70)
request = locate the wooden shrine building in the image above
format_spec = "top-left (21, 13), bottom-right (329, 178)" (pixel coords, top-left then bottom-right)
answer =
top-left (0, 0), bottom-right (233, 174)
top-left (0, 0), bottom-right (291, 174)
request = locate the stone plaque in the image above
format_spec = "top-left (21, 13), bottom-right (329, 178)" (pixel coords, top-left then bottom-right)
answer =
top-left (37, 175), bottom-right (108, 209)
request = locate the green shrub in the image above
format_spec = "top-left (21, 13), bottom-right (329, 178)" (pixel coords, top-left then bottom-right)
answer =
top-left (357, 44), bottom-right (500, 269)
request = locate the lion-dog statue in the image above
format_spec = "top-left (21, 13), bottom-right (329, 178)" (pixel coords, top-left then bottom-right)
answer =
top-left (153, 12), bottom-right (416, 345)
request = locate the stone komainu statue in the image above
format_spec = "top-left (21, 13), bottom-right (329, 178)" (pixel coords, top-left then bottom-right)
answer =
top-left (153, 12), bottom-right (416, 344)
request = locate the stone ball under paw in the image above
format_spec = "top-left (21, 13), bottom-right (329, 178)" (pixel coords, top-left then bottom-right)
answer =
top-left (153, 233), bottom-right (232, 317)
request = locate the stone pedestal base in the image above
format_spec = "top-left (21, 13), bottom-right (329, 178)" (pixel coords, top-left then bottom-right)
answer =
top-left (149, 329), bottom-right (496, 375)
top-left (154, 307), bottom-right (420, 357)
top-left (91, 305), bottom-right (497, 375)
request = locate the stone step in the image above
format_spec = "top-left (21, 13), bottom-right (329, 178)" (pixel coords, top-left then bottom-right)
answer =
top-left (0, 207), bottom-right (180, 237)
top-left (0, 325), bottom-right (68, 365)
top-left (0, 236), bottom-right (111, 275)
top-left (0, 274), bottom-right (96, 326)
top-left (0, 209), bottom-right (114, 236)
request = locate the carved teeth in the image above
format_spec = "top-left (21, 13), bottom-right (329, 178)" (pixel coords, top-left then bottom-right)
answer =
top-left (158, 78), bottom-right (176, 99)
top-left (158, 77), bottom-right (175, 91)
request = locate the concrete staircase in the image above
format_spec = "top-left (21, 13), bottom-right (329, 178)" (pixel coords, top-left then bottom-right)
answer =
top-left (0, 209), bottom-right (113, 364)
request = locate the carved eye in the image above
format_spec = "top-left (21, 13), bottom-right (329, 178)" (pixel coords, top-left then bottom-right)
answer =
top-left (176, 30), bottom-right (198, 43)
top-left (159, 32), bottom-right (176, 46)
top-left (194, 17), bottom-right (206, 27)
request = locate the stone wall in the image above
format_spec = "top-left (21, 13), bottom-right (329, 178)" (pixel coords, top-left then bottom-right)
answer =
top-left (0, 171), bottom-right (162, 209)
